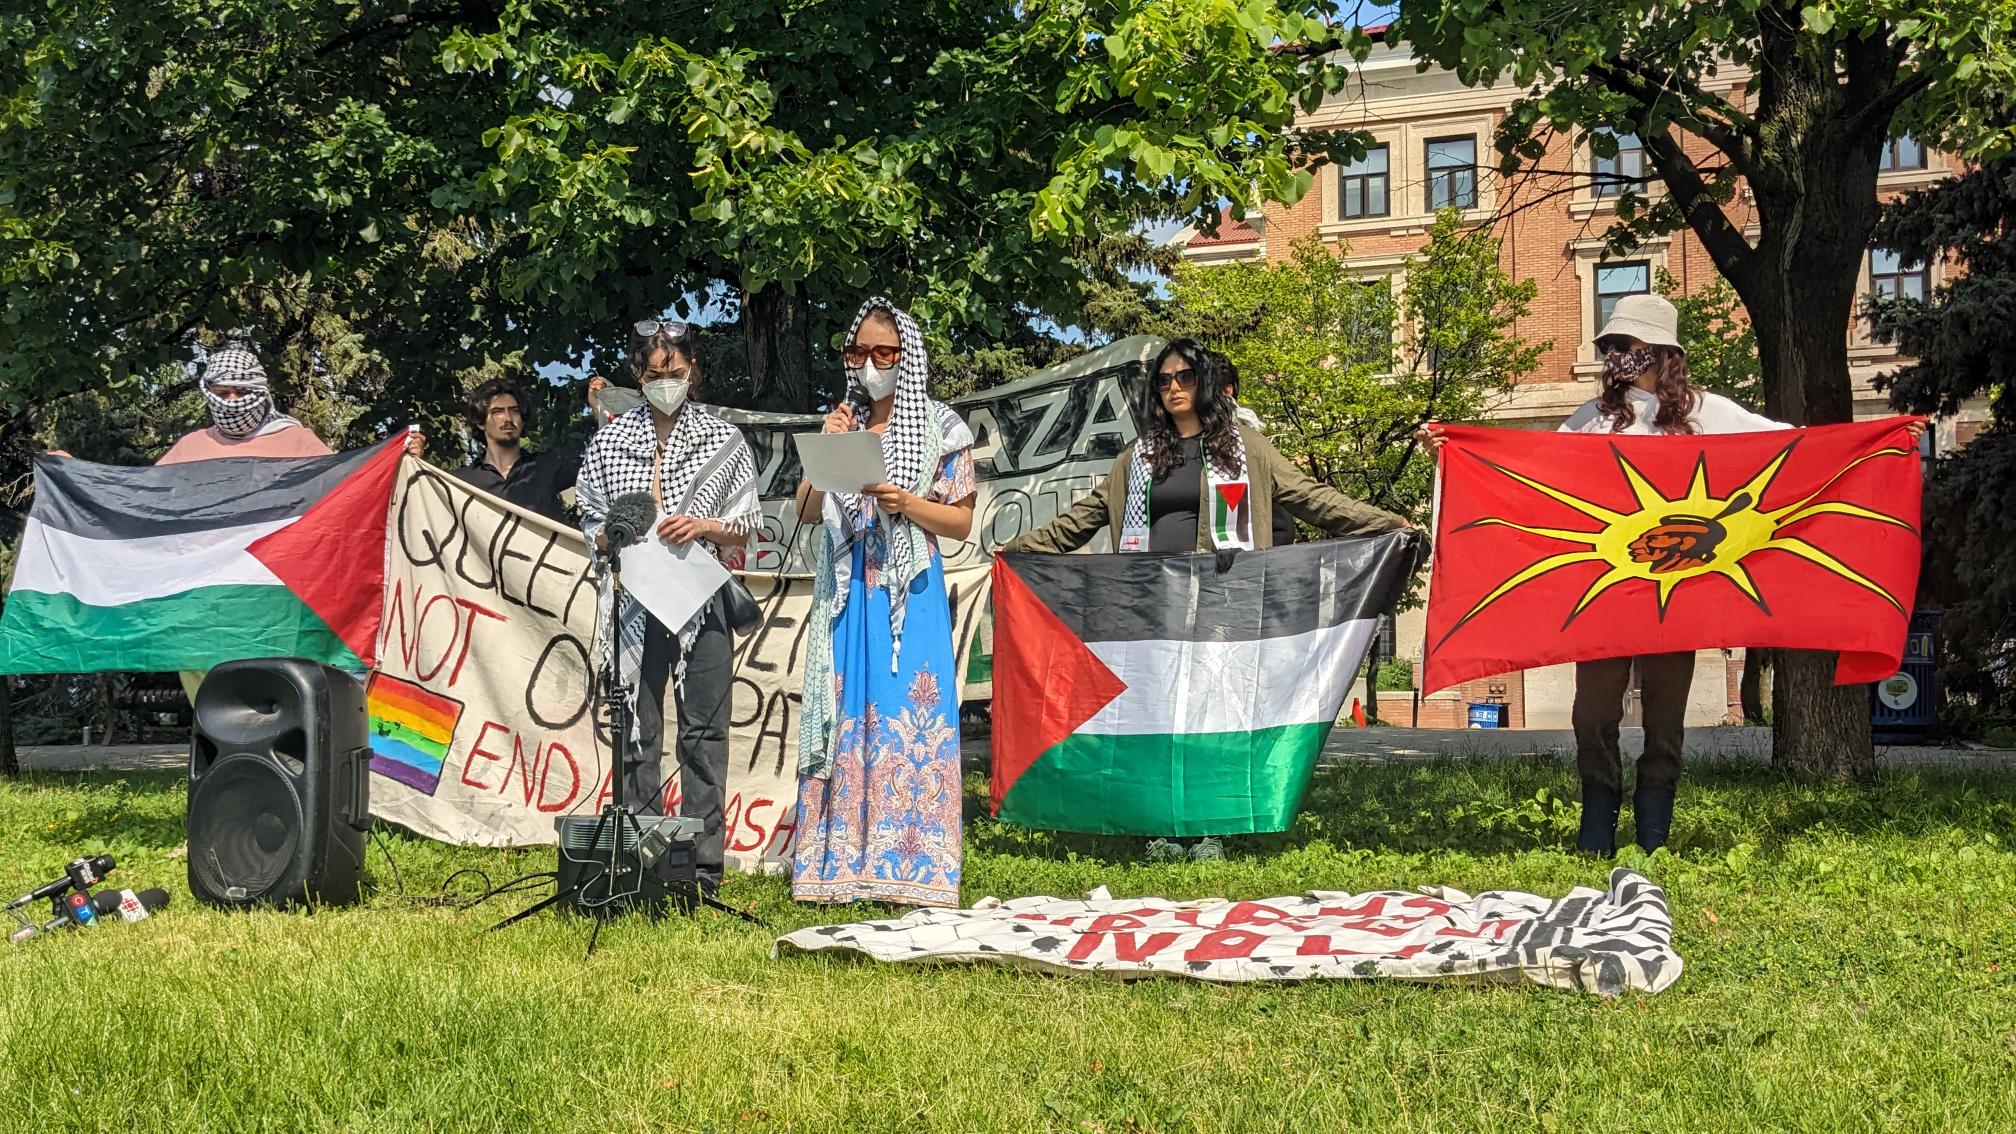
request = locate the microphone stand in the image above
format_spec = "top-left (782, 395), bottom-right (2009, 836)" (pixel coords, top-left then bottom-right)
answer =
top-left (491, 527), bottom-right (646, 956)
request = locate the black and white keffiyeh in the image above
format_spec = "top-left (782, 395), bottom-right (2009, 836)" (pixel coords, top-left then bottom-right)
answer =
top-left (799, 297), bottom-right (973, 779)
top-left (200, 345), bottom-right (301, 440)
top-left (579, 403), bottom-right (761, 692)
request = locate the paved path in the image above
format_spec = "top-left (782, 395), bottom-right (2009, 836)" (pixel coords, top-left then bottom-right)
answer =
top-left (15, 729), bottom-right (2012, 776)
top-left (1317, 726), bottom-right (2015, 770)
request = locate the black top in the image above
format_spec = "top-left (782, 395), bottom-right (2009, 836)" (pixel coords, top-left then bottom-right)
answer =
top-left (452, 447), bottom-right (581, 525)
top-left (1147, 438), bottom-right (1205, 553)
top-left (1145, 436), bottom-right (1300, 552)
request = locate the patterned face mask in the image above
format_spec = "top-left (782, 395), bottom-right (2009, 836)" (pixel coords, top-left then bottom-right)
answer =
top-left (1603, 345), bottom-right (1659, 385)
top-left (204, 386), bottom-right (274, 439)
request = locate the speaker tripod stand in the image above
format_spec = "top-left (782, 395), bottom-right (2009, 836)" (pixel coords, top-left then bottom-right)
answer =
top-left (489, 520), bottom-right (762, 954)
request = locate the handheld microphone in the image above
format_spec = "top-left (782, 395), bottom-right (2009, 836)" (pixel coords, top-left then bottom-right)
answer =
top-left (99, 888), bottom-right (169, 923)
top-left (601, 491), bottom-right (657, 551)
top-left (5, 854), bottom-right (114, 911)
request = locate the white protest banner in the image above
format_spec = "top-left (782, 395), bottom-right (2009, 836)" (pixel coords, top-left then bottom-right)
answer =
top-left (776, 869), bottom-right (1682, 997)
top-left (368, 461), bottom-right (991, 871)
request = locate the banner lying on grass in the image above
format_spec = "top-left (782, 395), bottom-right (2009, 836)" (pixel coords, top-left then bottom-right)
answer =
top-left (0, 440), bottom-right (404, 674)
top-left (990, 532), bottom-right (1420, 835)
top-left (1424, 418), bottom-right (1924, 692)
top-left (374, 462), bottom-right (991, 863)
top-left (777, 869), bottom-right (1680, 997)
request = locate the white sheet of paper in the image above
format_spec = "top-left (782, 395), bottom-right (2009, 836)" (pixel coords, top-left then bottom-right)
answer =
top-left (619, 518), bottom-right (731, 631)
top-left (793, 430), bottom-right (888, 492)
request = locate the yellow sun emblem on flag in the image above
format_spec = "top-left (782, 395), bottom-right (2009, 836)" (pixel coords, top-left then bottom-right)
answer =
top-left (1445, 440), bottom-right (1914, 638)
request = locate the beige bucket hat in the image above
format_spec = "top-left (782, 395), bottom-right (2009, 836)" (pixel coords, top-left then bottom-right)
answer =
top-left (1594, 293), bottom-right (1684, 353)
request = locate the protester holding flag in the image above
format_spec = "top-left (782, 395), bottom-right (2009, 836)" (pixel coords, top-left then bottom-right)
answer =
top-left (1004, 339), bottom-right (1407, 861)
top-left (153, 343), bottom-right (425, 702)
top-left (1004, 339), bottom-right (1407, 560)
top-left (1420, 294), bottom-right (1924, 856)
top-left (157, 344), bottom-right (334, 462)
top-left (791, 298), bottom-right (977, 908)
top-left (577, 320), bottom-right (761, 899)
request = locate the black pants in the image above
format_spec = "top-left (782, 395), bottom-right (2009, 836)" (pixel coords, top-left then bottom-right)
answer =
top-left (630, 598), bottom-right (733, 884)
top-left (1572, 653), bottom-right (1695, 792)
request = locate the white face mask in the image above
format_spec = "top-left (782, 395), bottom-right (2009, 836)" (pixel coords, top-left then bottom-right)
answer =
top-left (852, 361), bottom-right (900, 401)
top-left (642, 378), bottom-right (688, 416)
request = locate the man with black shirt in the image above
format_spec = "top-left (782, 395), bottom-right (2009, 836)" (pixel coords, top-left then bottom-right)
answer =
top-left (452, 378), bottom-right (580, 525)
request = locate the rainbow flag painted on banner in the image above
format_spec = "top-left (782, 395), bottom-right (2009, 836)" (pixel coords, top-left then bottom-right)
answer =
top-left (367, 674), bottom-right (463, 796)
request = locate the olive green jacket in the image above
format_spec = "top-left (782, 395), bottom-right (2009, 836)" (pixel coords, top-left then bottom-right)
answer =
top-left (1002, 425), bottom-right (1409, 554)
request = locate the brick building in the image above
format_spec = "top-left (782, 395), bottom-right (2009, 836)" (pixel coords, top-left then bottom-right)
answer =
top-left (1174, 36), bottom-right (1978, 729)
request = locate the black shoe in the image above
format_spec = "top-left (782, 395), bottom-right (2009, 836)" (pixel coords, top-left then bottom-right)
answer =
top-left (1634, 784), bottom-right (1677, 852)
top-left (1576, 782), bottom-right (1622, 856)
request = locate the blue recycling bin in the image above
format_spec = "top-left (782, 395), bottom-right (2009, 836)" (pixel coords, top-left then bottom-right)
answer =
top-left (1872, 609), bottom-right (1940, 744)
top-left (1467, 701), bottom-right (1509, 729)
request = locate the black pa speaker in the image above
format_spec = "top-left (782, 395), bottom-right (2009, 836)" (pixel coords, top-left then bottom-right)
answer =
top-left (188, 658), bottom-right (371, 909)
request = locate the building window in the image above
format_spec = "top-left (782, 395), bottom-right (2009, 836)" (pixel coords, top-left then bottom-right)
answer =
top-left (1879, 135), bottom-right (1928, 172)
top-left (1870, 247), bottom-right (1930, 301)
top-left (1425, 136), bottom-right (1478, 211)
top-left (1594, 261), bottom-right (1651, 328)
top-left (1338, 145), bottom-right (1390, 219)
top-left (1592, 130), bottom-right (1646, 198)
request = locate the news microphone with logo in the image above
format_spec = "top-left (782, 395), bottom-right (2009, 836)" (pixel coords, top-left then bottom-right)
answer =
top-left (8, 887), bottom-right (169, 944)
top-left (4, 854), bottom-right (114, 911)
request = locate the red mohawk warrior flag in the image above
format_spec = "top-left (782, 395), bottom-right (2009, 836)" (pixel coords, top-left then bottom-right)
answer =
top-left (1423, 419), bottom-right (1923, 694)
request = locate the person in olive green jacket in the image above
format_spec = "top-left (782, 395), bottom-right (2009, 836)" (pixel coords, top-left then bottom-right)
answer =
top-left (1004, 340), bottom-right (1410, 558)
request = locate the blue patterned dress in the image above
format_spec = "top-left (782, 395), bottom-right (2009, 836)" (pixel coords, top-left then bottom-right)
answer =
top-left (792, 448), bottom-right (975, 907)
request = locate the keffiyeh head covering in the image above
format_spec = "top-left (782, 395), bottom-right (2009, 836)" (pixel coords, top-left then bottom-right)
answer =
top-left (200, 345), bottom-right (288, 440)
top-left (798, 297), bottom-right (972, 779)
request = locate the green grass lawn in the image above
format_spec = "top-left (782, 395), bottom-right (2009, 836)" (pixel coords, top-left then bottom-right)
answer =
top-left (2, 757), bottom-right (2013, 1132)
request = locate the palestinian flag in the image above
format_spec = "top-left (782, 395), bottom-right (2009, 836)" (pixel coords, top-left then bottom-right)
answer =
top-left (0, 439), bottom-right (405, 675)
top-left (991, 532), bottom-right (1420, 835)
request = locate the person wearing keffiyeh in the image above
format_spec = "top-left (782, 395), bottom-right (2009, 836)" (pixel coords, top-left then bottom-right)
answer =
top-left (157, 344), bottom-right (334, 463)
top-left (576, 323), bottom-right (761, 897)
top-left (790, 298), bottom-right (977, 908)
top-left (149, 341), bottom-right (422, 711)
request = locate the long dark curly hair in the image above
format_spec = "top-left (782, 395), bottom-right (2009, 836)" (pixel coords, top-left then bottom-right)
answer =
top-left (1142, 339), bottom-right (1244, 479)
top-left (1597, 345), bottom-right (1699, 434)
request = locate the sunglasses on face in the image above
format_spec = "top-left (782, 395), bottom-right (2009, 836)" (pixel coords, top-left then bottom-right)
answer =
top-left (1155, 368), bottom-right (1199, 390)
top-left (842, 344), bottom-right (902, 368)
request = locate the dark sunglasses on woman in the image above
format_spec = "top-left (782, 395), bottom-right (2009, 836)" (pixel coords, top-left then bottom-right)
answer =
top-left (842, 343), bottom-right (903, 368)
top-left (1155, 367), bottom-right (1199, 390)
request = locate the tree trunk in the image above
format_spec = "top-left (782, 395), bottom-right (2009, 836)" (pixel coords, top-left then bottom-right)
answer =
top-left (742, 280), bottom-right (815, 412)
top-left (1744, 243), bottom-right (1881, 777)
top-left (1772, 649), bottom-right (1872, 778)
top-left (1722, 79), bottom-right (1888, 779)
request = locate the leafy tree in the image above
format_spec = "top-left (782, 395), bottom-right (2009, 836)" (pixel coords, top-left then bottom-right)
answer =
top-left (3, 2), bottom-right (1383, 429)
top-left (1166, 212), bottom-right (1545, 522)
top-left (1867, 156), bottom-right (2016, 728)
top-left (1395, 0), bottom-right (2016, 777)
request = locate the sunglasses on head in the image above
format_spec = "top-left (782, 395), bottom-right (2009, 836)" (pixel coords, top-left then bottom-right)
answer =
top-left (842, 343), bottom-right (902, 368)
top-left (633, 319), bottom-right (690, 341)
top-left (1155, 368), bottom-right (1199, 390)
